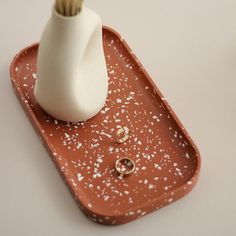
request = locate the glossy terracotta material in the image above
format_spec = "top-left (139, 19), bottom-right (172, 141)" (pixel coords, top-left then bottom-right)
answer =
top-left (10, 26), bottom-right (201, 225)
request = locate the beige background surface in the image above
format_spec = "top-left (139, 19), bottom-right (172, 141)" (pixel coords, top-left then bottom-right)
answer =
top-left (0, 0), bottom-right (236, 235)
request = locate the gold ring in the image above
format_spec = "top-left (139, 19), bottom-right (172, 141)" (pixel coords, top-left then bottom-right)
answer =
top-left (115, 127), bottom-right (131, 144)
top-left (115, 158), bottom-right (135, 176)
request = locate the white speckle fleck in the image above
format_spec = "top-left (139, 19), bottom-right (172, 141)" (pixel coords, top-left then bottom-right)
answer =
top-left (97, 157), bottom-right (103, 163)
top-left (155, 164), bottom-right (162, 170)
top-left (104, 196), bottom-right (109, 201)
top-left (77, 142), bottom-right (82, 149)
top-left (93, 173), bottom-right (102, 179)
top-left (148, 184), bottom-right (154, 189)
top-left (101, 107), bottom-right (110, 114)
top-left (116, 98), bottom-right (122, 103)
top-left (152, 115), bottom-right (160, 122)
top-left (32, 73), bottom-right (37, 79)
top-left (168, 198), bottom-right (173, 203)
top-left (187, 181), bottom-right (192, 185)
top-left (174, 131), bottom-right (178, 138)
top-left (77, 173), bottom-right (84, 182)
top-left (186, 153), bottom-right (190, 159)
top-left (88, 203), bottom-right (92, 208)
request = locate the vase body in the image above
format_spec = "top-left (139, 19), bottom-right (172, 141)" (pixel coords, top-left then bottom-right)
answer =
top-left (34, 6), bottom-right (108, 122)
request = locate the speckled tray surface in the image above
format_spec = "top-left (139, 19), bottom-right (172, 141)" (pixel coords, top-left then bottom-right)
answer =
top-left (10, 26), bottom-right (201, 225)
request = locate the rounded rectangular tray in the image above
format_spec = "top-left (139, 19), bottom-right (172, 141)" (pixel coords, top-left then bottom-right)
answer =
top-left (10, 26), bottom-right (201, 225)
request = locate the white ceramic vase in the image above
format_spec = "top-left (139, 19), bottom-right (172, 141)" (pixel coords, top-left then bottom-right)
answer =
top-left (34, 5), bottom-right (108, 122)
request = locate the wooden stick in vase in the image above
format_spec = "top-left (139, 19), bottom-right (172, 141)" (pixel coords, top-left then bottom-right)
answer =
top-left (55, 0), bottom-right (84, 16)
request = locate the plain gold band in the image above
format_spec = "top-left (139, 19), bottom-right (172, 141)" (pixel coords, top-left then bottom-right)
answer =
top-left (115, 158), bottom-right (135, 176)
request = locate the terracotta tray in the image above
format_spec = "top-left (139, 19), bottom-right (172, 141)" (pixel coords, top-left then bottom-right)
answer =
top-left (10, 26), bottom-right (201, 225)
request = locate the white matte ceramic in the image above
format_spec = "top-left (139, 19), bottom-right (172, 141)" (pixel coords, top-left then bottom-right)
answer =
top-left (34, 5), bottom-right (108, 122)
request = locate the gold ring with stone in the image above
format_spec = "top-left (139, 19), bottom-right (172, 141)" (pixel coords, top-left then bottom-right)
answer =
top-left (115, 158), bottom-right (135, 176)
top-left (115, 127), bottom-right (131, 144)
